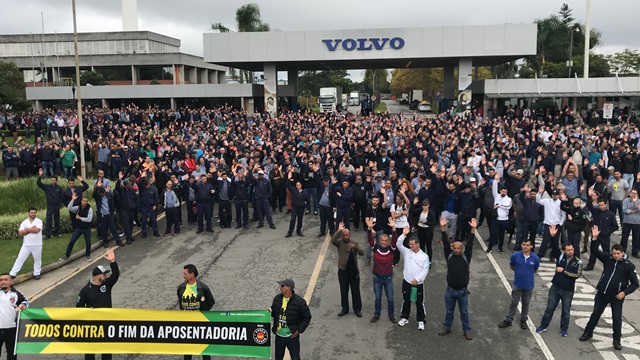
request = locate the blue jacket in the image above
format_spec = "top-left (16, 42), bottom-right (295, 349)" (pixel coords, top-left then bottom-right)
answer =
top-left (252, 176), bottom-right (272, 199)
top-left (333, 185), bottom-right (353, 210)
top-left (551, 254), bottom-right (582, 292)
top-left (37, 176), bottom-right (64, 207)
top-left (139, 186), bottom-right (159, 209)
top-left (230, 177), bottom-right (251, 201)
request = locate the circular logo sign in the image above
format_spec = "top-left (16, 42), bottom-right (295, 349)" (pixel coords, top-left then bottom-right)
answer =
top-left (253, 328), bottom-right (269, 345)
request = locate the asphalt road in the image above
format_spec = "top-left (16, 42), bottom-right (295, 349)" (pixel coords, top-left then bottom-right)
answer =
top-left (19, 203), bottom-right (640, 359)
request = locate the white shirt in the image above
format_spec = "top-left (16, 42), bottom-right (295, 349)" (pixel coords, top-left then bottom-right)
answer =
top-left (397, 235), bottom-right (430, 284)
top-left (19, 217), bottom-right (43, 246)
top-left (0, 288), bottom-right (28, 328)
top-left (536, 194), bottom-right (565, 225)
top-left (391, 204), bottom-right (409, 228)
top-left (492, 180), bottom-right (512, 221)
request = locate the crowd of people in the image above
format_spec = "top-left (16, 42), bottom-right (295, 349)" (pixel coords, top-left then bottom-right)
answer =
top-left (1, 101), bottom-right (640, 358)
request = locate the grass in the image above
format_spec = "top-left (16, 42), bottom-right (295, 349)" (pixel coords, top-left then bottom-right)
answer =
top-left (0, 232), bottom-right (101, 275)
top-left (374, 102), bottom-right (388, 113)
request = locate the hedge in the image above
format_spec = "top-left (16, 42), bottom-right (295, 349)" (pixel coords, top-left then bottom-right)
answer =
top-left (0, 177), bottom-right (97, 241)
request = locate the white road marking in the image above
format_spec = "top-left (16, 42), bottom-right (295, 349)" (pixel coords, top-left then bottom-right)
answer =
top-left (474, 231), bottom-right (556, 360)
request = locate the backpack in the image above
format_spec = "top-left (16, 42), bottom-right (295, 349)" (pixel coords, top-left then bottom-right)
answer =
top-left (447, 252), bottom-right (470, 272)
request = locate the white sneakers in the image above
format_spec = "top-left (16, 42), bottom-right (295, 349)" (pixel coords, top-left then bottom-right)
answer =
top-left (418, 321), bottom-right (425, 331)
top-left (398, 318), bottom-right (409, 327)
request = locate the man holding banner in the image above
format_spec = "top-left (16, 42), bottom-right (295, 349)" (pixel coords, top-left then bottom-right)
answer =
top-left (0, 273), bottom-right (29, 360)
top-left (177, 264), bottom-right (216, 360)
top-left (270, 278), bottom-right (312, 360)
top-left (76, 249), bottom-right (119, 360)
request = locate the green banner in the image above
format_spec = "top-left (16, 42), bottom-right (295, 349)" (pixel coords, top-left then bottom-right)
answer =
top-left (17, 308), bottom-right (271, 358)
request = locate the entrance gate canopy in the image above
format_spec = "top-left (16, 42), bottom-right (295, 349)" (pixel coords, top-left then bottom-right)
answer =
top-left (203, 25), bottom-right (537, 71)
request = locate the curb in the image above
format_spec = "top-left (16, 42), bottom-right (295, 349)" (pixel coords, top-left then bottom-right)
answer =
top-left (13, 209), bottom-right (170, 284)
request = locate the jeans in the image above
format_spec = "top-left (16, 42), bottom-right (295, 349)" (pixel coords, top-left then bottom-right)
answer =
top-left (585, 291), bottom-right (624, 339)
top-left (504, 287), bottom-right (533, 323)
top-left (99, 213), bottom-right (121, 244)
top-left (539, 285), bottom-right (574, 332)
top-left (443, 286), bottom-right (471, 333)
top-left (63, 165), bottom-right (73, 179)
top-left (609, 199), bottom-right (624, 224)
top-left (305, 187), bottom-right (318, 212)
top-left (373, 274), bottom-right (394, 318)
top-left (620, 223), bottom-right (640, 255)
top-left (538, 224), bottom-right (562, 260)
top-left (66, 227), bottom-right (92, 257)
top-left (42, 161), bottom-right (54, 178)
top-left (623, 173), bottom-right (634, 191)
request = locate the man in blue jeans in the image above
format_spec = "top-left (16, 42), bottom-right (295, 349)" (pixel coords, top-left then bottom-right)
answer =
top-left (366, 217), bottom-right (397, 323)
top-left (438, 216), bottom-right (476, 340)
top-left (536, 234), bottom-right (582, 337)
top-left (59, 193), bottom-right (93, 262)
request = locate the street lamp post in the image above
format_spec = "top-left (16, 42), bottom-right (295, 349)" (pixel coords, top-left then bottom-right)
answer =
top-left (71, 0), bottom-right (86, 179)
top-left (583, 0), bottom-right (592, 78)
top-left (567, 27), bottom-right (580, 78)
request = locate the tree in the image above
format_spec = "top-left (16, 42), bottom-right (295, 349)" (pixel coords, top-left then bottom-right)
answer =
top-left (559, 3), bottom-right (574, 25)
top-left (363, 69), bottom-right (389, 99)
top-left (211, 3), bottom-right (271, 83)
top-left (607, 49), bottom-right (640, 75)
top-left (390, 68), bottom-right (443, 99)
top-left (298, 70), bottom-right (353, 96)
top-left (80, 71), bottom-right (107, 86)
top-left (0, 61), bottom-right (30, 111)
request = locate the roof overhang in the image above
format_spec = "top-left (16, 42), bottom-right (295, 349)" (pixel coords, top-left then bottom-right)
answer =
top-left (203, 24), bottom-right (537, 71)
top-left (482, 77), bottom-right (640, 98)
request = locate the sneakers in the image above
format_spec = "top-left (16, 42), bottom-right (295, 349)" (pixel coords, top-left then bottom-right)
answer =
top-left (536, 326), bottom-right (547, 333)
top-left (498, 321), bottom-right (512, 328)
top-left (85, 256), bottom-right (91, 262)
top-left (59, 255), bottom-right (69, 261)
top-left (463, 332), bottom-right (473, 340)
top-left (398, 318), bottom-right (409, 327)
top-left (418, 321), bottom-right (425, 331)
top-left (560, 330), bottom-right (568, 337)
top-left (438, 328), bottom-right (451, 336)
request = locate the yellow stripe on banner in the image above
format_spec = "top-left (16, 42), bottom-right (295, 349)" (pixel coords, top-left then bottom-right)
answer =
top-left (41, 342), bottom-right (208, 355)
top-left (43, 308), bottom-right (209, 322)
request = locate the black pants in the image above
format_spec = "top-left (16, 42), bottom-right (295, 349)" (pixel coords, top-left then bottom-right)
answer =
top-left (352, 202), bottom-right (367, 230)
top-left (585, 291), bottom-right (624, 339)
top-left (319, 205), bottom-right (334, 235)
top-left (337, 269), bottom-right (362, 313)
top-left (455, 213), bottom-right (472, 242)
top-left (45, 206), bottom-right (60, 236)
top-left (197, 203), bottom-right (213, 231)
top-left (488, 219), bottom-right (509, 251)
top-left (393, 228), bottom-right (408, 265)
top-left (120, 209), bottom-right (134, 241)
top-left (588, 236), bottom-right (611, 268)
top-left (621, 223), bottom-right (640, 255)
top-left (271, 184), bottom-right (286, 211)
top-left (567, 231), bottom-right (582, 258)
top-left (84, 354), bottom-right (111, 360)
top-left (235, 200), bottom-right (249, 226)
top-left (165, 207), bottom-right (181, 234)
top-left (99, 213), bottom-right (121, 244)
top-left (184, 355), bottom-right (210, 360)
top-left (0, 327), bottom-right (17, 360)
top-left (538, 224), bottom-right (562, 260)
top-left (517, 220), bottom-right (538, 250)
top-left (275, 335), bottom-right (300, 360)
top-left (336, 208), bottom-right (350, 230)
top-left (288, 207), bottom-right (304, 235)
top-left (401, 280), bottom-right (425, 321)
top-left (141, 207), bottom-right (158, 235)
top-left (218, 199), bottom-right (232, 227)
top-left (417, 226), bottom-right (433, 261)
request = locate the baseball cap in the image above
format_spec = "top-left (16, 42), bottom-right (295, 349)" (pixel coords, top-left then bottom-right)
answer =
top-left (277, 278), bottom-right (295, 290)
top-left (516, 169), bottom-right (524, 175)
top-left (607, 166), bottom-right (614, 171)
top-left (92, 265), bottom-right (110, 276)
top-left (551, 190), bottom-right (560, 196)
top-left (258, 170), bottom-right (265, 175)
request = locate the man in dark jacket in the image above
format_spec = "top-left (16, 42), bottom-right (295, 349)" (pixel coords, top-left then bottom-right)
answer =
top-left (517, 186), bottom-right (544, 251)
top-left (251, 170), bottom-right (276, 229)
top-left (192, 175), bottom-right (215, 233)
top-left (351, 174), bottom-right (370, 231)
top-left (454, 183), bottom-right (478, 243)
top-left (216, 173), bottom-right (233, 228)
top-left (139, 178), bottom-right (160, 238)
top-left (93, 181), bottom-right (125, 247)
top-left (270, 278), bottom-right (312, 360)
top-left (584, 189), bottom-right (619, 271)
top-left (231, 170), bottom-right (251, 229)
top-left (177, 264), bottom-right (215, 360)
top-left (37, 167), bottom-right (63, 239)
top-left (561, 195), bottom-right (587, 257)
top-left (2, 146), bottom-right (19, 179)
top-left (63, 175), bottom-right (89, 224)
top-left (580, 226), bottom-right (639, 350)
top-left (76, 249), bottom-right (119, 360)
top-left (285, 171), bottom-right (309, 238)
top-left (115, 175), bottom-right (137, 244)
top-left (318, 177), bottom-right (336, 237)
top-left (334, 179), bottom-right (354, 230)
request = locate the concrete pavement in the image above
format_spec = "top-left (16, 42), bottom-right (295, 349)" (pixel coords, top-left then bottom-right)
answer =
top-left (14, 204), bottom-right (640, 359)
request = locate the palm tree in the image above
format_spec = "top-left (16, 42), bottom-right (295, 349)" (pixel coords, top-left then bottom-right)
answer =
top-left (211, 3), bottom-right (270, 83)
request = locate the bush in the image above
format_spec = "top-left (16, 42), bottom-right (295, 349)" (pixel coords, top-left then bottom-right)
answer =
top-left (0, 177), bottom-right (97, 241)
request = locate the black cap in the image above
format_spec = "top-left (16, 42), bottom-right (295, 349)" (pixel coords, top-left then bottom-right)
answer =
top-left (277, 278), bottom-right (295, 290)
top-left (92, 265), bottom-right (110, 276)
top-left (551, 190), bottom-right (560, 196)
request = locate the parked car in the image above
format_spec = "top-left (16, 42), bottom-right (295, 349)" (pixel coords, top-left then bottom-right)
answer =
top-left (417, 101), bottom-right (431, 112)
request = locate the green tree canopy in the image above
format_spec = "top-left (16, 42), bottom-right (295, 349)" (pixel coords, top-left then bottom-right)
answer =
top-left (607, 49), bottom-right (640, 75)
top-left (80, 71), bottom-right (107, 86)
top-left (0, 61), bottom-right (30, 111)
top-left (298, 70), bottom-right (353, 96)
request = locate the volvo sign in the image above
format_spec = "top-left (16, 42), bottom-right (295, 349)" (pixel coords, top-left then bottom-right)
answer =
top-left (322, 37), bottom-right (405, 51)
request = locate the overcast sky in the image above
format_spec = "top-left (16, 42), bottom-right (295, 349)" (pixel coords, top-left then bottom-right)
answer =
top-left (2, 0), bottom-right (638, 81)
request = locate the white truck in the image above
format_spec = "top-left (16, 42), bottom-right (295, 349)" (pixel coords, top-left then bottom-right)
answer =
top-left (400, 93), bottom-right (409, 104)
top-left (319, 87), bottom-right (342, 112)
top-left (349, 91), bottom-right (361, 106)
top-left (409, 90), bottom-right (423, 110)
top-left (342, 94), bottom-right (349, 110)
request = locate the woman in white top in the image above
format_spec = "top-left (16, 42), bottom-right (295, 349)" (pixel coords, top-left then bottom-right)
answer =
top-left (392, 193), bottom-right (410, 265)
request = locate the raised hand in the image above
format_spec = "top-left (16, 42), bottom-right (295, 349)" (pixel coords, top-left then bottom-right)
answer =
top-left (38, 167), bottom-right (44, 177)
top-left (469, 218), bottom-right (477, 229)
top-left (337, 222), bottom-right (345, 233)
top-left (387, 217), bottom-right (395, 231)
top-left (591, 225), bottom-right (600, 239)
top-left (104, 248), bottom-right (116, 262)
top-left (402, 226), bottom-right (411, 236)
top-left (440, 217), bottom-right (448, 230)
